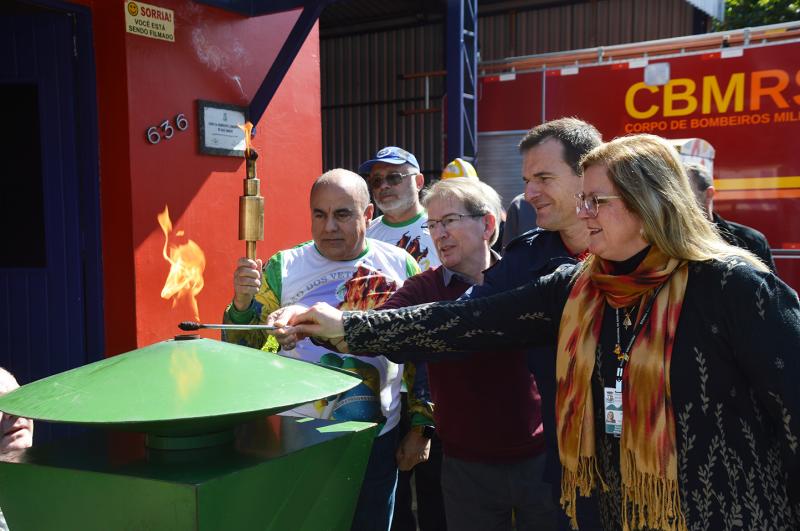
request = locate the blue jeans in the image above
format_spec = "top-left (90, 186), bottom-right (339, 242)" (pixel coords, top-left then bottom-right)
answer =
top-left (351, 426), bottom-right (399, 531)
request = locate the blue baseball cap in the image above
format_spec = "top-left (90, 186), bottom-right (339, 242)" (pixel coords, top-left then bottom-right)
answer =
top-left (358, 146), bottom-right (420, 175)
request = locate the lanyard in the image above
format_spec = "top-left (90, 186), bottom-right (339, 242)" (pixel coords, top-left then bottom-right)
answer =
top-left (614, 281), bottom-right (667, 392)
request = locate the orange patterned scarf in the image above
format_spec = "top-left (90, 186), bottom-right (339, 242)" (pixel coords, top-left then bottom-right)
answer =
top-left (555, 247), bottom-right (689, 531)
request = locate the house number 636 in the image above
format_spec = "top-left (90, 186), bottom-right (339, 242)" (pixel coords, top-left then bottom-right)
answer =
top-left (146, 114), bottom-right (189, 145)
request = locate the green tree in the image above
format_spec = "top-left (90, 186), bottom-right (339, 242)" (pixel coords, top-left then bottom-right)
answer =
top-left (714, 0), bottom-right (800, 30)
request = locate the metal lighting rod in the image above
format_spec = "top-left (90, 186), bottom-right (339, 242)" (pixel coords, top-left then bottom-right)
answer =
top-left (179, 321), bottom-right (278, 332)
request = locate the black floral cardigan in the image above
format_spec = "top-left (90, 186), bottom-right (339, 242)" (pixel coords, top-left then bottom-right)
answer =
top-left (343, 258), bottom-right (800, 530)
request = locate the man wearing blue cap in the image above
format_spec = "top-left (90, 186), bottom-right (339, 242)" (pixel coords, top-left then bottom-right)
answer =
top-left (358, 147), bottom-right (446, 531)
top-left (358, 147), bottom-right (440, 273)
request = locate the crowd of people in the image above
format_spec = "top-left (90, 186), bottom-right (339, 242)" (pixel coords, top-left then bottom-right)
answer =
top-left (221, 118), bottom-right (800, 531)
top-left (0, 118), bottom-right (791, 530)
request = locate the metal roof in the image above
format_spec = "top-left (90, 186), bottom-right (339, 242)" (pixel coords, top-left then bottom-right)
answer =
top-left (319, 0), bottom-right (593, 37)
top-left (684, 0), bottom-right (725, 20)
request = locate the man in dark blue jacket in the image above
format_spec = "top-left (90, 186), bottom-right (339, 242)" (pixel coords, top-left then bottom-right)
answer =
top-left (685, 163), bottom-right (776, 272)
top-left (462, 117), bottom-right (603, 530)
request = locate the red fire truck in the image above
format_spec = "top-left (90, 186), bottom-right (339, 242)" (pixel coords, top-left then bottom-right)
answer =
top-left (476, 22), bottom-right (800, 290)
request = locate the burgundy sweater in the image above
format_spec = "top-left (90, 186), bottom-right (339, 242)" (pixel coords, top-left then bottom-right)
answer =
top-left (381, 266), bottom-right (544, 462)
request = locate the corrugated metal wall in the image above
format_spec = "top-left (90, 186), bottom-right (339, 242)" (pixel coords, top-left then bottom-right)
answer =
top-left (321, 0), bottom-right (697, 177)
top-left (321, 25), bottom-right (445, 175)
top-left (474, 131), bottom-right (528, 207)
top-left (480, 0), bottom-right (696, 60)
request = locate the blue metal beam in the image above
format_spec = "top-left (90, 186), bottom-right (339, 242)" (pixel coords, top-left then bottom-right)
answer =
top-left (445, 0), bottom-right (478, 163)
top-left (248, 0), bottom-right (335, 125)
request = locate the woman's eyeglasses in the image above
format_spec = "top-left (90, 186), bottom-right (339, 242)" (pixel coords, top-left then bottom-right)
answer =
top-left (575, 192), bottom-right (621, 218)
top-left (422, 213), bottom-right (483, 231)
top-left (366, 171), bottom-right (416, 189)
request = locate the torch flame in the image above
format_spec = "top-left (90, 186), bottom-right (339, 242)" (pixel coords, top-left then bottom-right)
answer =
top-left (237, 121), bottom-right (254, 157)
top-left (157, 205), bottom-right (206, 321)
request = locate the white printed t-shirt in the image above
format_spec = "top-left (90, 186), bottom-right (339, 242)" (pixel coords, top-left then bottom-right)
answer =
top-left (367, 212), bottom-right (440, 272)
top-left (223, 238), bottom-right (420, 435)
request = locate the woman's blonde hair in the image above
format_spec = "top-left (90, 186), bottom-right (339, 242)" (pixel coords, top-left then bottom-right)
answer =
top-left (579, 134), bottom-right (767, 272)
top-left (421, 177), bottom-right (503, 245)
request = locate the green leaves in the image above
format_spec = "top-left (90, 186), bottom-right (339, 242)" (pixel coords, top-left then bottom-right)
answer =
top-left (714, 0), bottom-right (800, 31)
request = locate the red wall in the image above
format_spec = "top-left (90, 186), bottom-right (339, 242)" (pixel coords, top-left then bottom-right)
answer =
top-left (75, 1), bottom-right (321, 353)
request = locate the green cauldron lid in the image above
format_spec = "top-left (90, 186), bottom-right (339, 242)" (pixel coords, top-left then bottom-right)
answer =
top-left (0, 337), bottom-right (360, 437)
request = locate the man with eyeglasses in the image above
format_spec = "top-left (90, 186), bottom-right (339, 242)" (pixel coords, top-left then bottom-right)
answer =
top-left (221, 168), bottom-right (421, 531)
top-left (358, 147), bottom-right (445, 531)
top-left (384, 177), bottom-right (555, 531)
top-left (359, 147), bottom-right (440, 273)
top-left (460, 118), bottom-right (604, 530)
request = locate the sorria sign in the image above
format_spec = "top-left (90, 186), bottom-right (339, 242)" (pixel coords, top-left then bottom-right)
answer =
top-left (125, 1), bottom-right (175, 43)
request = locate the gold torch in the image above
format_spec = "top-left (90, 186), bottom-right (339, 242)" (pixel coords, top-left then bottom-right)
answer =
top-left (238, 122), bottom-right (263, 260)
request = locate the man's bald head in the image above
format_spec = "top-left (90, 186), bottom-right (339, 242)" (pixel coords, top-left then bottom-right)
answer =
top-left (310, 169), bottom-right (370, 211)
top-left (309, 169), bottom-right (374, 261)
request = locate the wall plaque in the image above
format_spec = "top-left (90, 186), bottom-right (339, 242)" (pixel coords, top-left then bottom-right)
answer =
top-left (197, 100), bottom-right (249, 157)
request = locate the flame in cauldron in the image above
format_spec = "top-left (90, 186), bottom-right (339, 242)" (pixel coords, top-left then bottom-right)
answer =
top-left (157, 205), bottom-right (206, 321)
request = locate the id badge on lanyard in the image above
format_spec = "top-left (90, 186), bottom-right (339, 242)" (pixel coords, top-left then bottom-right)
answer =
top-left (603, 386), bottom-right (623, 437)
top-left (603, 281), bottom-right (667, 439)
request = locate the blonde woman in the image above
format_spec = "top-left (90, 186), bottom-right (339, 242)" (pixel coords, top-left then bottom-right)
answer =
top-left (272, 135), bottom-right (800, 530)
